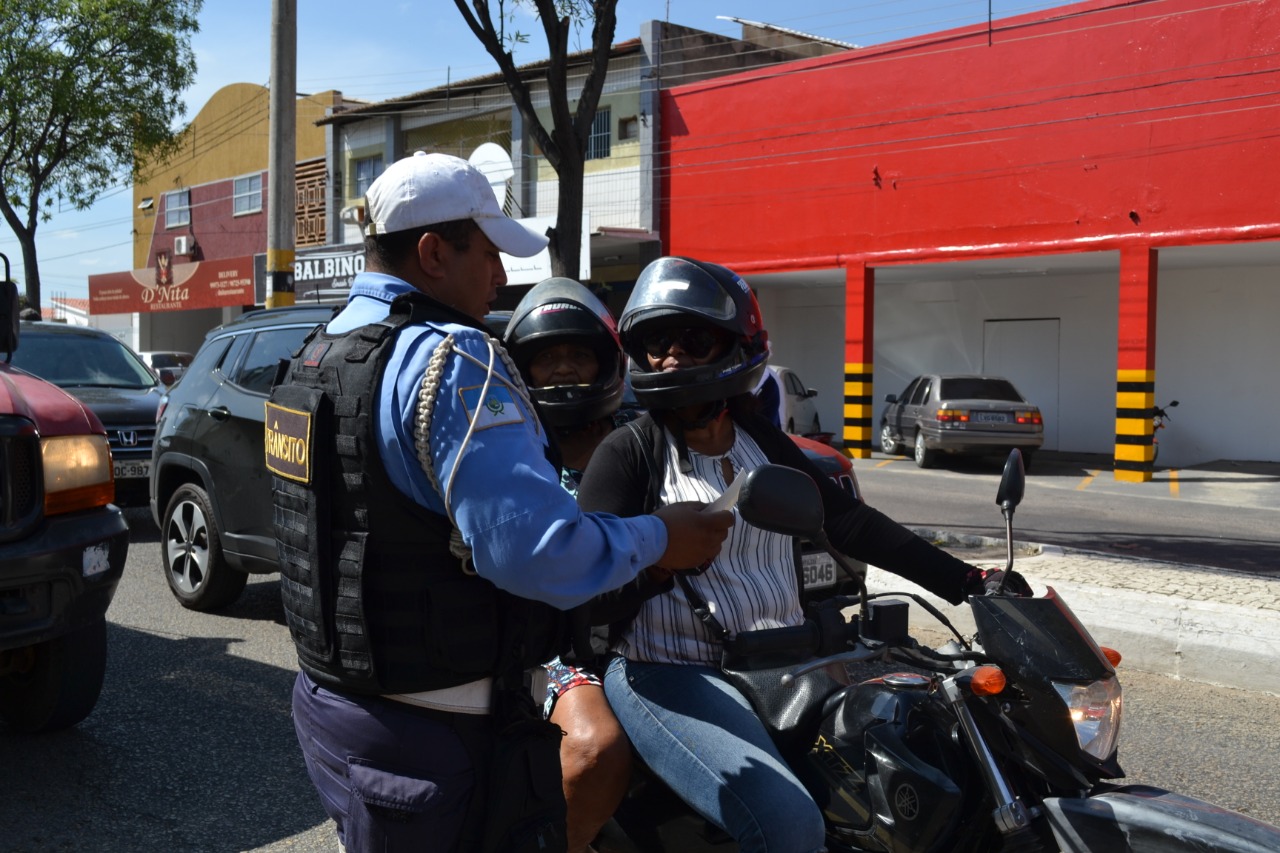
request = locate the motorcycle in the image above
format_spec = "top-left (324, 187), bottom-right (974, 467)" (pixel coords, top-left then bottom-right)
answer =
top-left (1152, 400), bottom-right (1179, 462)
top-left (597, 451), bottom-right (1280, 852)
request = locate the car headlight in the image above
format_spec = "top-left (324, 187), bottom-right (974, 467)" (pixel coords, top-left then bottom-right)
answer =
top-left (41, 434), bottom-right (115, 515)
top-left (1052, 676), bottom-right (1123, 761)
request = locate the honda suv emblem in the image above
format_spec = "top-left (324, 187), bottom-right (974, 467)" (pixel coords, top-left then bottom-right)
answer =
top-left (117, 430), bottom-right (139, 447)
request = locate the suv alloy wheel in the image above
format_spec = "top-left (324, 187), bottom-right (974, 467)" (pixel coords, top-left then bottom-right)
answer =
top-left (162, 483), bottom-right (247, 610)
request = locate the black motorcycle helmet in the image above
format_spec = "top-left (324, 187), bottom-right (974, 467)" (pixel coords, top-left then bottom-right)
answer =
top-left (504, 277), bottom-right (626, 428)
top-left (619, 256), bottom-right (769, 411)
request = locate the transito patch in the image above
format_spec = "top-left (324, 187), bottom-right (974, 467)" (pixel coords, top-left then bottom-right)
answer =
top-left (265, 401), bottom-right (313, 483)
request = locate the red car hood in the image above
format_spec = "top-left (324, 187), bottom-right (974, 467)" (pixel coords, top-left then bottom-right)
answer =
top-left (790, 433), bottom-right (852, 475)
top-left (0, 362), bottom-right (104, 436)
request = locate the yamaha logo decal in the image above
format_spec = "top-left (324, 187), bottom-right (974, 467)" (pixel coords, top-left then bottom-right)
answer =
top-left (894, 783), bottom-right (920, 821)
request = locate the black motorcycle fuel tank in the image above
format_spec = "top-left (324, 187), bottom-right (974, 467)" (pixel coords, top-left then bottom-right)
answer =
top-left (796, 672), bottom-right (974, 851)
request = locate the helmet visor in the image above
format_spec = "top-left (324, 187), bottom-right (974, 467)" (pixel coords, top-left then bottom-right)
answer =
top-left (627, 257), bottom-right (739, 324)
top-left (640, 326), bottom-right (728, 360)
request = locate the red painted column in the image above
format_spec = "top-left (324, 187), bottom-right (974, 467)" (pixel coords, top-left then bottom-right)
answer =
top-left (843, 263), bottom-right (875, 458)
top-left (1115, 246), bottom-right (1158, 482)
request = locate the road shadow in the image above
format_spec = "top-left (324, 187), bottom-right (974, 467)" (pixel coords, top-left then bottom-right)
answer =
top-left (0, 625), bottom-right (329, 852)
top-left (898, 452), bottom-right (1103, 479)
top-left (122, 506), bottom-right (159, 536)
top-left (929, 452), bottom-right (1280, 487)
top-left (1025, 529), bottom-right (1280, 577)
top-left (909, 518), bottom-right (1280, 578)
top-left (1160, 458), bottom-right (1280, 485)
top-left (121, 509), bottom-right (288, 626)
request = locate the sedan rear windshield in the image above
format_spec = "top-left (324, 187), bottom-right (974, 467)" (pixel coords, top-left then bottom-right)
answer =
top-left (12, 333), bottom-right (157, 389)
top-left (150, 353), bottom-right (193, 368)
top-left (939, 377), bottom-right (1023, 402)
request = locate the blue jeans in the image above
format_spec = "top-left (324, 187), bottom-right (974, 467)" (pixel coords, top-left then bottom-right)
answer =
top-left (604, 656), bottom-right (826, 853)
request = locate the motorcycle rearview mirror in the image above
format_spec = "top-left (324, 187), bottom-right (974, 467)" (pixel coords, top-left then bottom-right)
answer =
top-left (996, 449), bottom-right (1026, 518)
top-left (1170, 400), bottom-right (1180, 407)
top-left (994, 449), bottom-right (1026, 589)
top-left (733, 464), bottom-right (825, 540)
top-left (1, 252), bottom-right (17, 363)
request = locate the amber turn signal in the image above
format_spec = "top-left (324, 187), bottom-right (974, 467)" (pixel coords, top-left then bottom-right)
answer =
top-left (970, 666), bottom-right (1006, 696)
top-left (1100, 647), bottom-right (1122, 667)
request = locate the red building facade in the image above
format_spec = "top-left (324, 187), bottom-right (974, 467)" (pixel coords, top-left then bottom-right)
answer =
top-left (660, 0), bottom-right (1280, 479)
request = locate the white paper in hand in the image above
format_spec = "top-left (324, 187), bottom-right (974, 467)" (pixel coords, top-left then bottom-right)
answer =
top-left (704, 474), bottom-right (744, 514)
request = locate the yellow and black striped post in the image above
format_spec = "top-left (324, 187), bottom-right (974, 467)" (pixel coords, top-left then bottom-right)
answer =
top-left (843, 264), bottom-right (875, 458)
top-left (1115, 247), bottom-right (1157, 482)
top-left (1114, 369), bottom-right (1155, 481)
top-left (843, 363), bottom-right (874, 457)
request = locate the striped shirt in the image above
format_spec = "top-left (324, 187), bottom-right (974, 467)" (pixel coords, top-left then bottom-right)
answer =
top-left (615, 427), bottom-right (805, 665)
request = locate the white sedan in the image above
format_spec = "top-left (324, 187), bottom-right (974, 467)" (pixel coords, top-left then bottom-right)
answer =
top-left (771, 364), bottom-right (821, 435)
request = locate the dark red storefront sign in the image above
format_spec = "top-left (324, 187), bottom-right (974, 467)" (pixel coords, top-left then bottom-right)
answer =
top-left (88, 255), bottom-right (255, 314)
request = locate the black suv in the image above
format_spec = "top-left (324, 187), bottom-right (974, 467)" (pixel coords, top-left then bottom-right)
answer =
top-left (150, 305), bottom-right (335, 610)
top-left (10, 322), bottom-right (163, 506)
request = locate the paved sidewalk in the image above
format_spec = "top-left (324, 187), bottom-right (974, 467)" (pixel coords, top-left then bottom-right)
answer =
top-left (864, 529), bottom-right (1280, 697)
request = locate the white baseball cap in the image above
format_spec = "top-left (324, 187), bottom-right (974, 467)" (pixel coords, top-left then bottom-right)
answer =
top-left (364, 151), bottom-right (549, 258)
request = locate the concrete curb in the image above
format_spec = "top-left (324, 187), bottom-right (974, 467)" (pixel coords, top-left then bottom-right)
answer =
top-left (861, 529), bottom-right (1280, 697)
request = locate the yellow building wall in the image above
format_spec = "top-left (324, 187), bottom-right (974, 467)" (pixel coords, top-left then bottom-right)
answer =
top-left (132, 84), bottom-right (340, 268)
top-left (533, 91), bottom-right (643, 183)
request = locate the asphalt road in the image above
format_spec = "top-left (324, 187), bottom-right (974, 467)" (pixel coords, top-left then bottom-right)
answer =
top-left (854, 452), bottom-right (1280, 576)
top-left (1, 509), bottom-right (1276, 852)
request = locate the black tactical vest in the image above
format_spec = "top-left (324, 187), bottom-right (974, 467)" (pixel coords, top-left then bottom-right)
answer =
top-left (268, 292), bottom-right (566, 695)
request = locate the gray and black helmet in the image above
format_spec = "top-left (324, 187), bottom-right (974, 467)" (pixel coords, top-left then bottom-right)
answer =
top-left (504, 277), bottom-right (626, 428)
top-left (619, 256), bottom-right (769, 410)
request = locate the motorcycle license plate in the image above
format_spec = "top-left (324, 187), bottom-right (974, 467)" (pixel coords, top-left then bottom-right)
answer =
top-left (802, 551), bottom-right (837, 590)
top-left (113, 459), bottom-right (151, 480)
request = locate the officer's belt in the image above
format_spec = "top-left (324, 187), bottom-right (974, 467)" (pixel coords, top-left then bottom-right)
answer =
top-left (382, 676), bottom-right (493, 715)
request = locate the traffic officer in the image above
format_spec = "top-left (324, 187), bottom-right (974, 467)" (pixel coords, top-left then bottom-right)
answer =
top-left (267, 152), bottom-right (732, 853)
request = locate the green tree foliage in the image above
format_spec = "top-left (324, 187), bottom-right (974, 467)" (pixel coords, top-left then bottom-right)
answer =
top-left (453, 0), bottom-right (618, 279)
top-left (0, 0), bottom-right (201, 312)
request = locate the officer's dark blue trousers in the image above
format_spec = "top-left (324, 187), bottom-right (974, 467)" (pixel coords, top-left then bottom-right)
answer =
top-left (292, 671), bottom-right (492, 852)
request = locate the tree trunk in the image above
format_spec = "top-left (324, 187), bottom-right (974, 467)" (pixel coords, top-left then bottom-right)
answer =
top-left (552, 154), bottom-right (586, 278)
top-left (17, 229), bottom-right (41, 315)
top-left (0, 194), bottom-right (41, 313)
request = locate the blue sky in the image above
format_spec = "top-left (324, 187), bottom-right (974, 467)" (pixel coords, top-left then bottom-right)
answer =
top-left (2, 1), bottom-right (1062, 303)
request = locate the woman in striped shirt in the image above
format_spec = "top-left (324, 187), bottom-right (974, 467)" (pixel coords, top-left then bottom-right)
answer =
top-left (576, 256), bottom-right (997, 853)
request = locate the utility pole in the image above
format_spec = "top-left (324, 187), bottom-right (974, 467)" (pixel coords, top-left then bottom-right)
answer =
top-left (266, 0), bottom-right (297, 308)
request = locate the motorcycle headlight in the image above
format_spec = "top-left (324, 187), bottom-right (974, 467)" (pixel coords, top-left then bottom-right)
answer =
top-left (1052, 676), bottom-right (1123, 761)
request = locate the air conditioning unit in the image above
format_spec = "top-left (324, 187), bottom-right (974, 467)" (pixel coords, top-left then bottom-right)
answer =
top-left (173, 235), bottom-right (190, 256)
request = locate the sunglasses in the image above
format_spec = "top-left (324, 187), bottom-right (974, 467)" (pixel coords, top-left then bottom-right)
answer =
top-left (642, 327), bottom-right (724, 359)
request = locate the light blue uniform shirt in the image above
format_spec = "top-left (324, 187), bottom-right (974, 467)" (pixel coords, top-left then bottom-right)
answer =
top-left (327, 273), bottom-right (666, 610)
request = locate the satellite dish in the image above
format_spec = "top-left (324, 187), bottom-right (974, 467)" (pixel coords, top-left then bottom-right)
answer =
top-left (469, 143), bottom-right (515, 205)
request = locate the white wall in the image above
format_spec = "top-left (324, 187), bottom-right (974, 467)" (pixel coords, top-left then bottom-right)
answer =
top-left (873, 273), bottom-right (1120, 456)
top-left (757, 265), bottom-right (1279, 467)
top-left (91, 313), bottom-right (137, 346)
top-left (757, 286), bottom-right (846, 433)
top-left (536, 166), bottom-right (642, 229)
top-left (138, 307), bottom-right (232, 356)
top-left (1154, 266), bottom-right (1280, 465)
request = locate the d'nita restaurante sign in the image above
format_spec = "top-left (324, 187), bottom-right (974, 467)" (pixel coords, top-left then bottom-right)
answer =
top-left (89, 254), bottom-right (255, 314)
